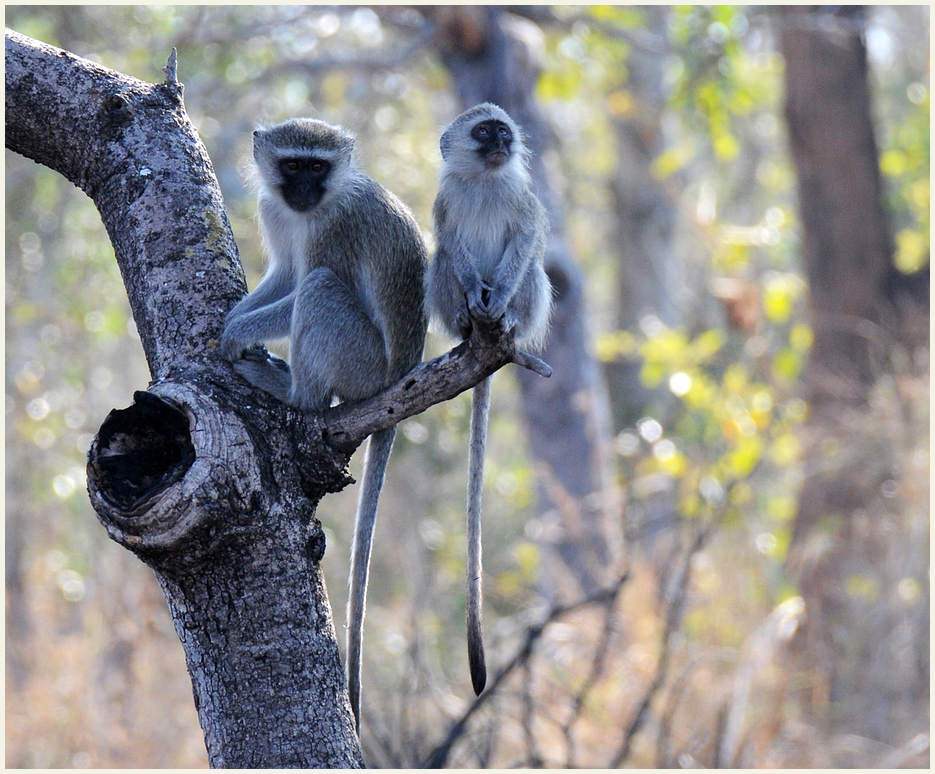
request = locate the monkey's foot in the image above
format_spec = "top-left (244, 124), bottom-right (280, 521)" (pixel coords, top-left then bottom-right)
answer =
top-left (232, 357), bottom-right (292, 403)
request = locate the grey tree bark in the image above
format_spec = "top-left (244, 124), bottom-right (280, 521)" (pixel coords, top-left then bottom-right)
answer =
top-left (5, 27), bottom-right (546, 767)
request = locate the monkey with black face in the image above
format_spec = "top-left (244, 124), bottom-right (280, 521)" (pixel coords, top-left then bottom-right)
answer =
top-left (426, 103), bottom-right (552, 696)
top-left (220, 118), bottom-right (428, 733)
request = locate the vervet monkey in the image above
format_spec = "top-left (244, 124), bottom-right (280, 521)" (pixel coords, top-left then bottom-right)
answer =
top-left (425, 103), bottom-right (552, 695)
top-left (220, 118), bottom-right (428, 732)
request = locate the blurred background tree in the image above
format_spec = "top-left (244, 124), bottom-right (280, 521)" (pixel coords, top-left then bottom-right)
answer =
top-left (6, 6), bottom-right (928, 768)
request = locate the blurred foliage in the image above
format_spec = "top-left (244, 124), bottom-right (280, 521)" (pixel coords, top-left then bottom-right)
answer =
top-left (5, 5), bottom-right (929, 769)
top-left (880, 86), bottom-right (930, 274)
top-left (668, 6), bottom-right (768, 163)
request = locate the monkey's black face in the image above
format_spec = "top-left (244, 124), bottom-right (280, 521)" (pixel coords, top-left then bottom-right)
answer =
top-left (279, 157), bottom-right (331, 212)
top-left (471, 120), bottom-right (513, 169)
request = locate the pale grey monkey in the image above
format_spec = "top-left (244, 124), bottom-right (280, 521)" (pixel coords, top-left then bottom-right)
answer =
top-left (220, 118), bottom-right (428, 732)
top-left (425, 103), bottom-right (552, 695)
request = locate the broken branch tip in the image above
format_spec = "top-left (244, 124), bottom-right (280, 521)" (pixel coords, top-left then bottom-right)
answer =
top-left (163, 48), bottom-right (178, 85)
top-left (513, 350), bottom-right (552, 378)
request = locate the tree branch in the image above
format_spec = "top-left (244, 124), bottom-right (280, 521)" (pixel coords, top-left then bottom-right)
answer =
top-left (325, 320), bottom-right (551, 452)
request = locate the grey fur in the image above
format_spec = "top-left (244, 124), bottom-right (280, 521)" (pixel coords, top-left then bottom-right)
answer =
top-left (426, 104), bottom-right (552, 696)
top-left (220, 118), bottom-right (428, 733)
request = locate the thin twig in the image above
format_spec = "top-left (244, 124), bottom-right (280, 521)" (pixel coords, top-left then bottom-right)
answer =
top-left (610, 519), bottom-right (716, 767)
top-left (562, 592), bottom-right (619, 767)
top-left (520, 660), bottom-right (543, 766)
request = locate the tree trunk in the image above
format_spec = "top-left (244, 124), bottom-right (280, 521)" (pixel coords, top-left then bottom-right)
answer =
top-left (606, 5), bottom-right (680, 424)
top-left (602, 6), bottom-right (684, 574)
top-left (778, 6), bottom-right (929, 746)
top-left (780, 6), bottom-right (894, 406)
top-left (6, 28), bottom-right (542, 766)
top-left (431, 7), bottom-right (620, 598)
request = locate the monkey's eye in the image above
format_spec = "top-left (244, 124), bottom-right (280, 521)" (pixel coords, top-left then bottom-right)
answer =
top-left (284, 160), bottom-right (301, 172)
top-left (476, 126), bottom-right (489, 138)
top-left (311, 161), bottom-right (326, 173)
top-left (499, 127), bottom-right (511, 138)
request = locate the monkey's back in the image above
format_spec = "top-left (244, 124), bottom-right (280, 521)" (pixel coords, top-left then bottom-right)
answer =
top-left (312, 176), bottom-right (428, 382)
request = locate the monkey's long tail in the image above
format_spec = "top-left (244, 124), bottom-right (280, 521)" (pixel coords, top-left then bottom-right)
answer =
top-left (346, 426), bottom-right (396, 735)
top-left (467, 376), bottom-right (491, 696)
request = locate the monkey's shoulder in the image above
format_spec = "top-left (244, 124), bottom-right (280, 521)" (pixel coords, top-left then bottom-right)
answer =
top-left (311, 176), bottom-right (427, 266)
top-left (353, 177), bottom-right (418, 226)
top-left (341, 178), bottom-right (424, 242)
top-left (515, 185), bottom-right (548, 224)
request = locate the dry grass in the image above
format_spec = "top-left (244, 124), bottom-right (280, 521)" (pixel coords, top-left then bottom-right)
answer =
top-left (6, 542), bottom-right (208, 769)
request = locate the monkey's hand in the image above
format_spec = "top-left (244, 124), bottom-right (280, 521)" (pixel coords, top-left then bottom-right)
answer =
top-left (234, 346), bottom-right (291, 374)
top-left (480, 285), bottom-right (511, 324)
top-left (239, 346), bottom-right (290, 374)
top-left (218, 337), bottom-right (244, 362)
top-left (265, 352), bottom-right (291, 375)
top-left (218, 325), bottom-right (258, 363)
top-left (465, 281), bottom-right (506, 324)
top-left (239, 346), bottom-right (291, 376)
top-left (239, 346), bottom-right (267, 362)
